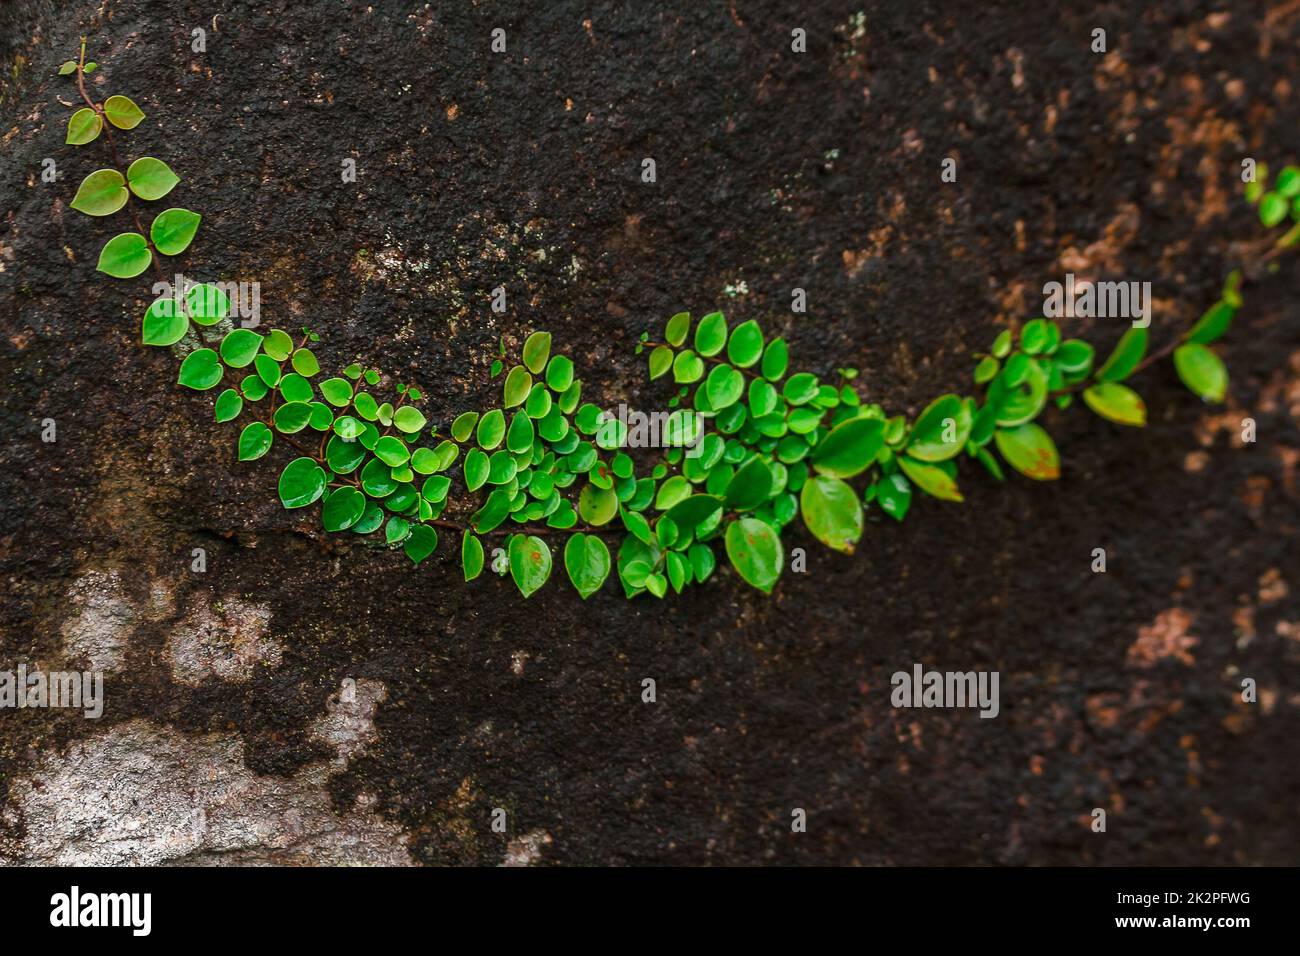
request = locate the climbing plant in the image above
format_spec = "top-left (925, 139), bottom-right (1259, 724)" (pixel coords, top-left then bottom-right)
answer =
top-left (57, 44), bottom-right (1298, 599)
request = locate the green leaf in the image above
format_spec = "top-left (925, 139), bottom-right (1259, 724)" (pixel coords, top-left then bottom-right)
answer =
top-left (761, 338), bottom-right (789, 380)
top-left (688, 543), bottom-right (716, 582)
top-left (322, 487), bottom-right (366, 531)
top-left (66, 108), bottom-right (102, 145)
top-left (360, 458), bottom-right (397, 497)
top-left (393, 405), bottom-right (426, 434)
top-left (705, 363), bottom-right (745, 410)
top-left (994, 423), bottom-right (1060, 480)
top-left (1276, 165), bottom-right (1300, 198)
top-left (374, 435), bottom-right (410, 467)
top-left (308, 402), bottom-right (334, 431)
top-left (1055, 339), bottom-right (1095, 377)
top-left (974, 356), bottom-right (999, 384)
top-left (988, 356), bottom-right (1047, 427)
top-left (278, 457), bottom-right (327, 509)
top-left (186, 284), bottom-right (230, 325)
top-left (103, 94), bottom-right (145, 130)
top-left (694, 311), bottom-right (728, 357)
top-left (725, 457), bottom-right (773, 511)
top-left (462, 532), bottom-right (485, 581)
top-left (97, 232), bottom-right (151, 278)
top-left (578, 483), bottom-right (619, 525)
top-left (648, 345), bottom-right (673, 379)
top-left (672, 350), bottom-right (705, 383)
top-left (509, 535), bottom-right (552, 597)
top-left (800, 475), bottom-right (863, 554)
top-left (666, 551), bottom-right (688, 593)
top-left (150, 207), bottom-right (200, 255)
top-left (477, 408), bottom-right (506, 449)
top-left (564, 533), bottom-right (610, 599)
top-left (326, 436), bottom-right (366, 474)
top-left (522, 332), bottom-right (552, 374)
top-left (218, 328), bottom-right (261, 367)
top-left (57, 60), bottom-right (76, 75)
top-left (404, 525), bottom-right (438, 565)
top-left (126, 156), bottom-right (179, 200)
top-left (421, 474), bottom-right (451, 502)
top-left (351, 501), bottom-right (383, 534)
top-left (1082, 383), bottom-right (1147, 426)
top-left (724, 518), bottom-right (783, 593)
top-left (451, 411), bottom-right (479, 442)
top-left (665, 494), bottom-right (724, 531)
top-left (782, 372), bottom-right (819, 405)
top-left (665, 311), bottom-right (690, 346)
top-left (464, 448), bottom-right (490, 491)
top-left (727, 320), bottom-right (764, 367)
top-left (991, 329), bottom-right (1013, 358)
top-left (214, 388), bottom-right (242, 423)
top-left (1020, 319), bottom-right (1049, 354)
top-left (546, 355), bottom-right (574, 392)
top-left (1185, 301), bottom-right (1234, 346)
top-left (238, 422), bottom-right (273, 460)
top-left (386, 516), bottom-right (412, 545)
top-left (748, 378), bottom-right (778, 418)
top-left (141, 296), bottom-right (187, 346)
top-left (254, 354), bottom-right (282, 387)
top-left (618, 509), bottom-right (650, 546)
top-left (874, 473), bottom-right (912, 522)
top-left (1260, 191), bottom-right (1288, 227)
top-left (1173, 343), bottom-right (1227, 403)
top-left (333, 416), bottom-right (364, 441)
top-left (812, 416), bottom-right (886, 477)
top-left (1095, 327), bottom-right (1149, 382)
top-left (906, 394), bottom-right (971, 462)
top-left (273, 401), bottom-right (313, 434)
top-left (503, 365), bottom-right (532, 407)
top-left (506, 409), bottom-right (535, 454)
top-left (898, 455), bottom-right (963, 502)
top-left (263, 329), bottom-right (293, 360)
top-left (291, 348), bottom-right (320, 377)
top-left (177, 348), bottom-right (223, 390)
top-left (275, 374), bottom-right (311, 404)
top-left (319, 377), bottom-right (353, 407)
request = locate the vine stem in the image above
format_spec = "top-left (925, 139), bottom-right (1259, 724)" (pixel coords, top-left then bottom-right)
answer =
top-left (74, 36), bottom-right (167, 286)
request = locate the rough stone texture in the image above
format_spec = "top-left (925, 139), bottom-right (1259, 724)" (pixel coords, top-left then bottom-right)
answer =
top-left (0, 681), bottom-right (409, 866)
top-left (58, 570), bottom-right (138, 672)
top-left (1, 1), bottom-right (1298, 865)
top-left (165, 594), bottom-right (279, 686)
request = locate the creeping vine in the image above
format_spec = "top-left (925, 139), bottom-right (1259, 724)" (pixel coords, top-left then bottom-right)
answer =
top-left (56, 45), bottom-right (1299, 599)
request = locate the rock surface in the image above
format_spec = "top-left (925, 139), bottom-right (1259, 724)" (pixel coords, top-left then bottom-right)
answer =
top-left (0, 0), bottom-right (1298, 864)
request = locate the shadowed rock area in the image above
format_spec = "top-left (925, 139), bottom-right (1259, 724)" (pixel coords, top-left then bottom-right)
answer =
top-left (1, 0), bottom-right (1298, 865)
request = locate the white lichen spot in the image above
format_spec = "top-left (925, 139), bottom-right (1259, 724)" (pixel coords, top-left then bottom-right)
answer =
top-left (165, 595), bottom-right (280, 686)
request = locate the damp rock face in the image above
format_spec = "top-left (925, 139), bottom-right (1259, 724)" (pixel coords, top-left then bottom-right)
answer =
top-left (1, 1), bottom-right (1299, 866)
